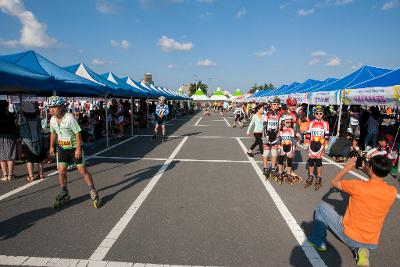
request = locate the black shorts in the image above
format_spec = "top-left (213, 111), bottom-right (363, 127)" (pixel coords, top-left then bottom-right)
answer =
top-left (156, 119), bottom-right (165, 125)
top-left (308, 158), bottom-right (323, 167)
top-left (57, 147), bottom-right (85, 166)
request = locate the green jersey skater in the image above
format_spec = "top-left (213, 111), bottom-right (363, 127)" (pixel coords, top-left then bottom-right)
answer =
top-left (48, 96), bottom-right (100, 208)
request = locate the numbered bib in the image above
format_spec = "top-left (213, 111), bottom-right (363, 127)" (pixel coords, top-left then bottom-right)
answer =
top-left (58, 137), bottom-right (72, 147)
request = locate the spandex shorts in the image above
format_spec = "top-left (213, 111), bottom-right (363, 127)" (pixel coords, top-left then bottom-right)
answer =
top-left (308, 158), bottom-right (322, 168)
top-left (57, 147), bottom-right (85, 166)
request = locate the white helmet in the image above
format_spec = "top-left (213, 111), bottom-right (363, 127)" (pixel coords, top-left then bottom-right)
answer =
top-left (159, 96), bottom-right (166, 101)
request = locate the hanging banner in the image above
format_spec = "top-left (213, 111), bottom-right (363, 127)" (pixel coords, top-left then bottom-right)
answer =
top-left (342, 86), bottom-right (400, 106)
top-left (310, 91), bottom-right (339, 105)
top-left (291, 93), bottom-right (309, 104)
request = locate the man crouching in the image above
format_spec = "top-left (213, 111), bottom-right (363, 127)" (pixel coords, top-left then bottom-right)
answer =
top-left (307, 155), bottom-right (397, 266)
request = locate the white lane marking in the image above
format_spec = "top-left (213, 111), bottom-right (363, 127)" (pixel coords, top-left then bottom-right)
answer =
top-left (89, 136), bottom-right (189, 261)
top-left (223, 117), bottom-right (231, 127)
top-left (91, 156), bottom-right (168, 161)
top-left (0, 136), bottom-right (138, 202)
top-left (174, 158), bottom-right (250, 163)
top-left (236, 138), bottom-right (327, 267)
top-left (297, 144), bottom-right (400, 200)
top-left (0, 254), bottom-right (221, 267)
top-left (211, 120), bottom-right (225, 122)
top-left (194, 117), bottom-right (202, 126)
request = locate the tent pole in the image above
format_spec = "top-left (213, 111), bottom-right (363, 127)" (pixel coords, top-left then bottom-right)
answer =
top-left (336, 89), bottom-right (343, 137)
top-left (131, 96), bottom-right (134, 137)
top-left (105, 95), bottom-right (109, 147)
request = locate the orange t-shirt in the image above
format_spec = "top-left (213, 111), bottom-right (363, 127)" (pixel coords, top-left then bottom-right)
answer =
top-left (341, 178), bottom-right (397, 244)
top-left (299, 119), bottom-right (310, 133)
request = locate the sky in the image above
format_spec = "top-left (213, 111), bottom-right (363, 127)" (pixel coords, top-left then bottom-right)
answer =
top-left (0, 0), bottom-right (400, 93)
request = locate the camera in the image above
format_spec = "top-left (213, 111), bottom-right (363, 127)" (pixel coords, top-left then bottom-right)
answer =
top-left (349, 150), bottom-right (367, 169)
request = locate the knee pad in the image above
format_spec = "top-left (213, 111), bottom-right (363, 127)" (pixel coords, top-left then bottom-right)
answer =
top-left (286, 157), bottom-right (293, 168)
top-left (271, 149), bottom-right (278, 157)
top-left (263, 149), bottom-right (271, 158)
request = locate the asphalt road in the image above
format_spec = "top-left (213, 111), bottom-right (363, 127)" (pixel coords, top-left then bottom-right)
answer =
top-left (0, 111), bottom-right (399, 267)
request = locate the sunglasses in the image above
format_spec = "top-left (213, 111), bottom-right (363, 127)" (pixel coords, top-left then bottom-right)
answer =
top-left (285, 121), bottom-right (292, 124)
top-left (315, 112), bottom-right (323, 115)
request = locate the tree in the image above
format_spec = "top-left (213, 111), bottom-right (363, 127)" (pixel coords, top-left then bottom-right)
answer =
top-left (188, 80), bottom-right (208, 96)
top-left (247, 82), bottom-right (274, 94)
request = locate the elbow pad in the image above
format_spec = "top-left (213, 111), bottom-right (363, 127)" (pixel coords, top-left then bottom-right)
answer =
top-left (324, 133), bottom-right (330, 141)
top-left (305, 132), bottom-right (311, 140)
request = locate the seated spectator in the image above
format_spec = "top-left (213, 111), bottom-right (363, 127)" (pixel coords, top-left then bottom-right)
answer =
top-left (330, 132), bottom-right (353, 161)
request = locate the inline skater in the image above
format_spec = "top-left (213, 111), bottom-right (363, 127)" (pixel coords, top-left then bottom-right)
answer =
top-left (304, 105), bottom-right (330, 190)
top-left (263, 97), bottom-right (281, 180)
top-left (276, 115), bottom-right (301, 185)
top-left (48, 96), bottom-right (100, 209)
top-left (233, 103), bottom-right (245, 128)
top-left (153, 96), bottom-right (169, 142)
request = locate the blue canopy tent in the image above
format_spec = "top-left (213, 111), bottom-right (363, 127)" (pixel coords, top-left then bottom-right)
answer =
top-left (0, 50), bottom-right (107, 96)
top-left (268, 82), bottom-right (300, 98)
top-left (140, 81), bottom-right (162, 98)
top-left (338, 67), bottom-right (400, 106)
top-left (121, 76), bottom-right (154, 98)
top-left (101, 72), bottom-right (146, 98)
top-left (283, 79), bottom-right (322, 95)
top-left (350, 67), bottom-right (400, 89)
top-left (305, 78), bottom-right (338, 94)
top-left (64, 63), bottom-right (134, 98)
top-left (0, 59), bottom-right (53, 95)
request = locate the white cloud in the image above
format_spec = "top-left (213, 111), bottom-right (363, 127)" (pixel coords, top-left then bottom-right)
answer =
top-left (92, 58), bottom-right (106, 65)
top-left (96, 0), bottom-right (116, 14)
top-left (326, 56), bottom-right (341, 66)
top-left (110, 39), bottom-right (130, 49)
top-left (167, 64), bottom-right (174, 69)
top-left (298, 8), bottom-right (315, 16)
top-left (235, 7), bottom-right (247, 18)
top-left (280, 2), bottom-right (291, 9)
top-left (253, 45), bottom-right (277, 57)
top-left (198, 11), bottom-right (212, 19)
top-left (197, 0), bottom-right (216, 3)
top-left (382, 1), bottom-right (400, 10)
top-left (0, 0), bottom-right (59, 48)
top-left (308, 58), bottom-right (320, 66)
top-left (157, 36), bottom-right (193, 52)
top-left (334, 0), bottom-right (354, 6)
top-left (311, 50), bottom-right (327, 57)
top-left (197, 59), bottom-right (216, 66)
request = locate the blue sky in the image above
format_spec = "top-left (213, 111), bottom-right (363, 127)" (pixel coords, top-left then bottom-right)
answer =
top-left (0, 0), bottom-right (399, 93)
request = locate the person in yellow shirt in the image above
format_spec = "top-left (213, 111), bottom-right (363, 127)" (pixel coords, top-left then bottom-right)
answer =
top-left (307, 155), bottom-right (397, 266)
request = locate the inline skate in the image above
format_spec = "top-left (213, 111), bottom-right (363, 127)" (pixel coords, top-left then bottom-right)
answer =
top-left (53, 189), bottom-right (70, 209)
top-left (89, 190), bottom-right (101, 208)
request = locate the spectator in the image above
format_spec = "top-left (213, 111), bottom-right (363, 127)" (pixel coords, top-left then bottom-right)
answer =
top-left (329, 132), bottom-right (352, 162)
top-left (364, 107), bottom-right (381, 150)
top-left (299, 113), bottom-right (310, 144)
top-left (0, 100), bottom-right (18, 182)
top-left (307, 155), bottom-right (397, 266)
top-left (18, 102), bottom-right (46, 182)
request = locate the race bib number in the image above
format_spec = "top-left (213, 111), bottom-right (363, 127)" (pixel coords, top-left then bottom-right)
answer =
top-left (268, 121), bottom-right (278, 129)
top-left (58, 137), bottom-right (72, 147)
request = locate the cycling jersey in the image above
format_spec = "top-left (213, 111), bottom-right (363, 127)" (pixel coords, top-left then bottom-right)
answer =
top-left (155, 104), bottom-right (169, 118)
top-left (305, 119), bottom-right (330, 159)
top-left (234, 107), bottom-right (245, 116)
top-left (263, 110), bottom-right (280, 147)
top-left (50, 113), bottom-right (81, 149)
top-left (278, 127), bottom-right (296, 158)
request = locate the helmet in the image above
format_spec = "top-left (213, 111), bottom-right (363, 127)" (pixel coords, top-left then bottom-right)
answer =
top-left (312, 105), bottom-right (324, 113)
top-left (286, 97), bottom-right (297, 107)
top-left (269, 97), bottom-right (280, 104)
top-left (47, 96), bottom-right (65, 107)
top-left (282, 115), bottom-right (293, 121)
top-left (159, 96), bottom-right (166, 101)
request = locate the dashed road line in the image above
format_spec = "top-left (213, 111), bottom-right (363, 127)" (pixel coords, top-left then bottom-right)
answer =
top-left (194, 117), bottom-right (202, 126)
top-left (89, 136), bottom-right (189, 261)
top-left (236, 138), bottom-right (327, 267)
top-left (222, 117), bottom-right (231, 127)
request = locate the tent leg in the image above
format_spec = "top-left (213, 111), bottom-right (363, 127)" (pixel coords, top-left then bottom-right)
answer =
top-left (131, 96), bottom-right (134, 137)
top-left (105, 96), bottom-right (109, 147)
top-left (336, 89), bottom-right (343, 137)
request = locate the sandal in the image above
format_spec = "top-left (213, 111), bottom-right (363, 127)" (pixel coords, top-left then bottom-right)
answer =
top-left (1, 175), bottom-right (9, 182)
top-left (7, 174), bottom-right (15, 182)
top-left (39, 174), bottom-right (45, 180)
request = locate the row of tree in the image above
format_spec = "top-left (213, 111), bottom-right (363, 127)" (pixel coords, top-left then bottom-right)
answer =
top-left (187, 81), bottom-right (274, 96)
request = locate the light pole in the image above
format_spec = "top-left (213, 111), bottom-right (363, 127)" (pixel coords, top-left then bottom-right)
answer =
top-left (194, 74), bottom-right (197, 92)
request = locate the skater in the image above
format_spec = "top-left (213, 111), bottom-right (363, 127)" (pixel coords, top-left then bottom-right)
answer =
top-left (276, 115), bottom-right (301, 185)
top-left (262, 97), bottom-right (281, 180)
top-left (48, 96), bottom-right (100, 209)
top-left (307, 155), bottom-right (397, 266)
top-left (304, 105), bottom-right (330, 190)
top-left (233, 103), bottom-right (245, 128)
top-left (246, 104), bottom-right (264, 157)
top-left (153, 96), bottom-right (169, 142)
